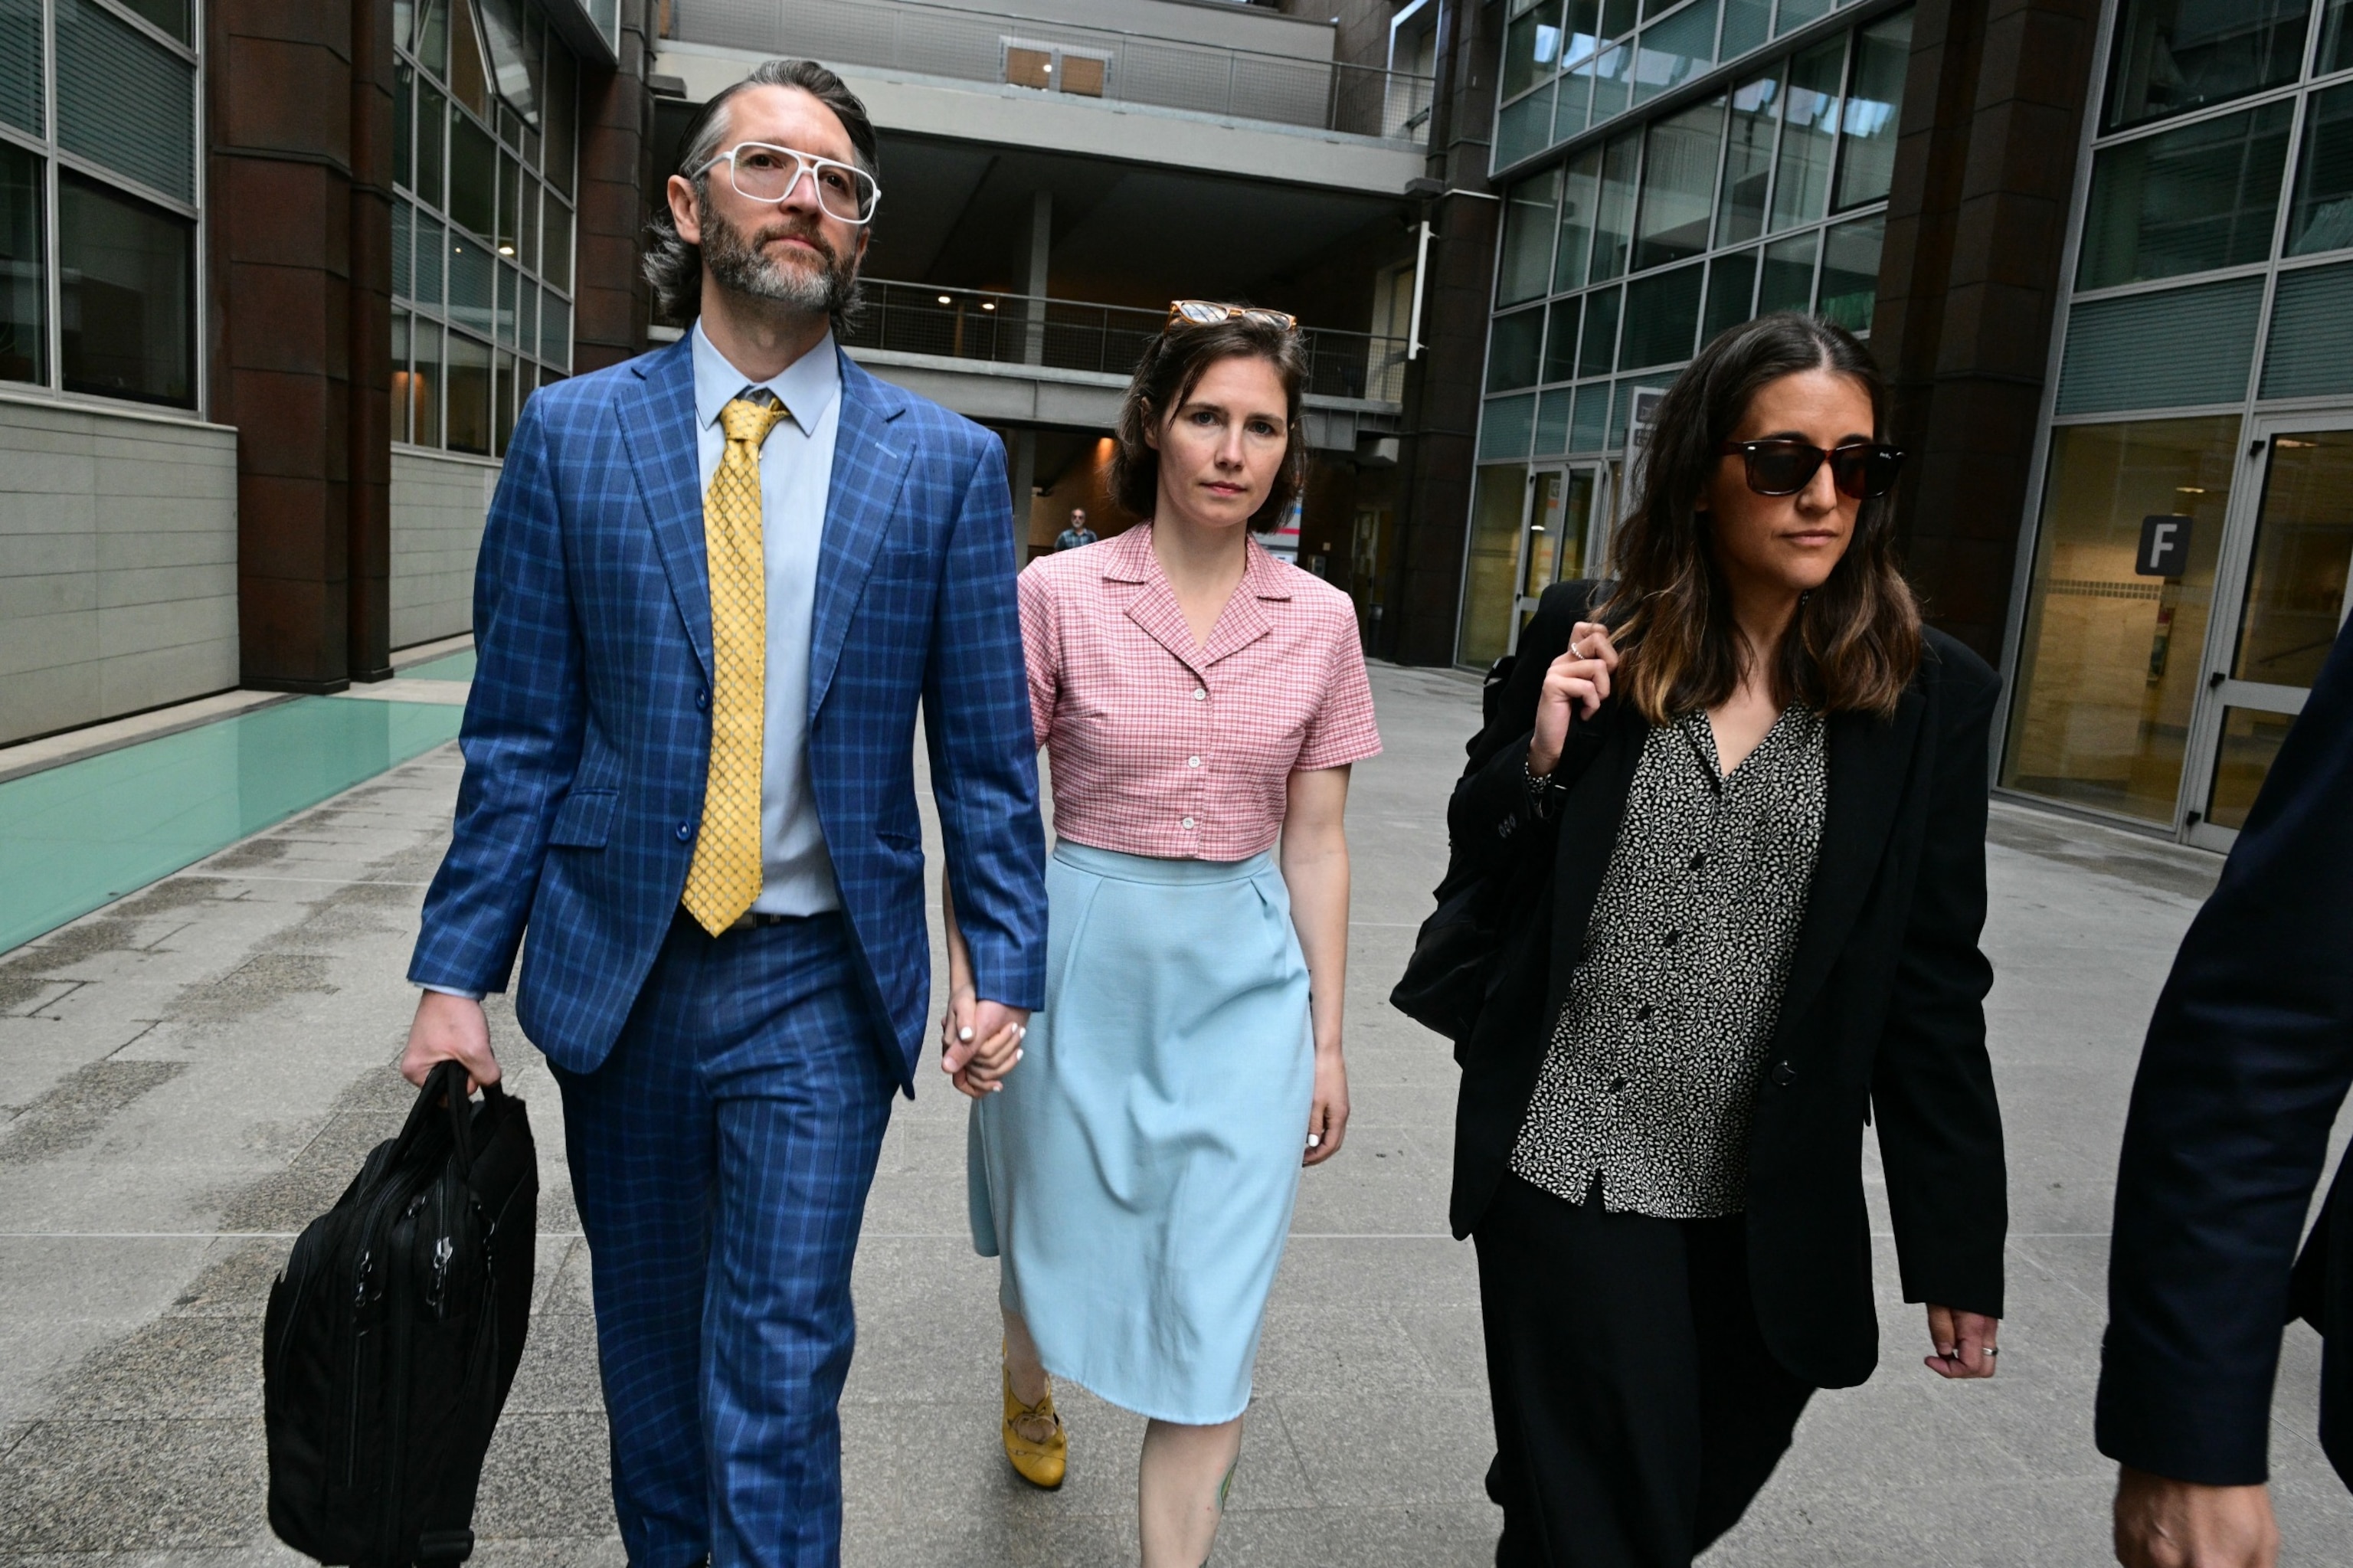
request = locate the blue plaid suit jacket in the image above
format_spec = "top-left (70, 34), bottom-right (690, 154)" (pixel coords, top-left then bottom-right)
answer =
top-left (409, 339), bottom-right (1048, 1085)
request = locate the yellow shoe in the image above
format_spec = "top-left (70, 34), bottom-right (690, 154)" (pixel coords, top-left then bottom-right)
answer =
top-left (1002, 1363), bottom-right (1067, 1489)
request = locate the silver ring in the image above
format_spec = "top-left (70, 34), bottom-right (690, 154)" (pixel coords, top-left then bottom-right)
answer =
top-left (1982, 1347), bottom-right (1999, 1357)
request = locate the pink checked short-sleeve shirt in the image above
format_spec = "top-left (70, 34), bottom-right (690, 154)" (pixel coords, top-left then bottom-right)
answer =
top-left (1020, 523), bottom-right (1383, 861)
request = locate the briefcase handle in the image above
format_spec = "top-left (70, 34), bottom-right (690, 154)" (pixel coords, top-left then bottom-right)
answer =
top-left (406, 1058), bottom-right (507, 1177)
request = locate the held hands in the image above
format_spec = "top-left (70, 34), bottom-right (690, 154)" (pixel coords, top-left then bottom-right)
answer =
top-left (401, 990), bottom-right (501, 1092)
top-left (1923, 1303), bottom-right (2000, 1380)
top-left (1304, 1046), bottom-right (1350, 1167)
top-left (940, 983), bottom-right (1028, 1100)
top-left (1530, 621), bottom-right (1621, 778)
top-left (2113, 1468), bottom-right (2279, 1568)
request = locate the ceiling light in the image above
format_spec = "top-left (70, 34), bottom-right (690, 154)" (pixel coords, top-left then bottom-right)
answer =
top-left (938, 293), bottom-right (953, 305)
top-left (498, 244), bottom-right (515, 255)
top-left (980, 301), bottom-right (995, 311)
top-left (2176, 486), bottom-right (2205, 494)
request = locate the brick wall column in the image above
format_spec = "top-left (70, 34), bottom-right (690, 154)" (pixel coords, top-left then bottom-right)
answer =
top-left (574, 0), bottom-right (653, 375)
top-left (1874, 0), bottom-right (2103, 663)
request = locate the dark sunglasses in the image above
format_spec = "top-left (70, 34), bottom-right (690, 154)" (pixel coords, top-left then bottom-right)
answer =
top-left (1719, 439), bottom-right (1906, 499)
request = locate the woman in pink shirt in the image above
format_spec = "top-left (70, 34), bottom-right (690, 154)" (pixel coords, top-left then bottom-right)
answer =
top-left (943, 302), bottom-right (1380, 1564)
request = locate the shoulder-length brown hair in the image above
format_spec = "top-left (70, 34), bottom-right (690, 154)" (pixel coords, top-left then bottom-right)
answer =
top-left (1110, 312), bottom-right (1307, 532)
top-left (1597, 311), bottom-right (1921, 722)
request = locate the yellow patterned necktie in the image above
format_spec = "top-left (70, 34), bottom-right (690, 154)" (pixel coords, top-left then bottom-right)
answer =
top-left (682, 392), bottom-right (791, 935)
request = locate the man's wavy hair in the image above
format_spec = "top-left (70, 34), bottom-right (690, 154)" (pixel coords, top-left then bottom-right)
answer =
top-left (643, 59), bottom-right (879, 332)
top-left (1595, 311), bottom-right (1923, 722)
top-left (1109, 312), bottom-right (1308, 533)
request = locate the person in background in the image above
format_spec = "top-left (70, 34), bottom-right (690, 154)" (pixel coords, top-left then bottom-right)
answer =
top-left (2098, 613), bottom-right (2353, 1568)
top-left (1443, 313), bottom-right (2007, 1566)
top-left (1054, 506), bottom-right (1098, 551)
top-left (951, 300), bottom-right (1380, 1566)
top-left (399, 60), bottom-right (1046, 1568)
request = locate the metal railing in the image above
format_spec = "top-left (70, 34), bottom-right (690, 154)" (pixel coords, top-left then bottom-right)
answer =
top-left (845, 281), bottom-right (1408, 404)
top-left (665, 0), bottom-right (1435, 143)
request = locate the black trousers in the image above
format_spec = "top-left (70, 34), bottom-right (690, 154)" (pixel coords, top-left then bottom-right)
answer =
top-left (1474, 1174), bottom-right (1816, 1568)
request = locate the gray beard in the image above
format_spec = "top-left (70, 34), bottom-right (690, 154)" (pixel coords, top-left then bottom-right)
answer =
top-left (699, 201), bottom-right (852, 318)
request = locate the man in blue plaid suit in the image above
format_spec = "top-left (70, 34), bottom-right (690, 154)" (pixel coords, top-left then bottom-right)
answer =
top-left (400, 61), bottom-right (1046, 1567)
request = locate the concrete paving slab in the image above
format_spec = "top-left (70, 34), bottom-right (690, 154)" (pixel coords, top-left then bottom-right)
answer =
top-left (0, 666), bottom-right (2347, 1566)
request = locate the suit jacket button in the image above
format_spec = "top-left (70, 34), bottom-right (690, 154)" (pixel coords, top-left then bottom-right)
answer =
top-left (676, 822), bottom-right (693, 842)
top-left (1770, 1061), bottom-right (1797, 1088)
top-left (695, 689), bottom-right (711, 711)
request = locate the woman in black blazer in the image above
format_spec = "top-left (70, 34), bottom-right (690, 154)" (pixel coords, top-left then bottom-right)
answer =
top-left (1445, 313), bottom-right (2006, 1567)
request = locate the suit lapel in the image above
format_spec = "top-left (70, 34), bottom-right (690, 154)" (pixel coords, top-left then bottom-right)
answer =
top-left (809, 355), bottom-right (913, 716)
top-left (616, 340), bottom-right (713, 683)
top-left (1774, 689), bottom-right (1926, 1038)
top-left (1546, 703), bottom-right (1646, 1006)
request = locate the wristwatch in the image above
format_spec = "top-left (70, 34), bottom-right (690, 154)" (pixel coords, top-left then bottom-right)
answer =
top-left (1523, 757), bottom-right (1568, 821)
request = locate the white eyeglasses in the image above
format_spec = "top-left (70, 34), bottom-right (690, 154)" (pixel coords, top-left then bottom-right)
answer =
top-left (694, 142), bottom-right (882, 225)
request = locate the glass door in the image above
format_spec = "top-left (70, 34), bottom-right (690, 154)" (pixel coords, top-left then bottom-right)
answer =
top-left (2184, 414), bottom-right (2353, 850)
top-left (1512, 463), bottom-right (1605, 647)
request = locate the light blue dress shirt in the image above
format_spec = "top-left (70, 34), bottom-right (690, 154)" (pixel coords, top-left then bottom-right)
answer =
top-left (689, 319), bottom-right (844, 916)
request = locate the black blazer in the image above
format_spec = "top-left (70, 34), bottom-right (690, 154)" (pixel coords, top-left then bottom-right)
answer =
top-left (2096, 616), bottom-right (2353, 1489)
top-left (1447, 581), bottom-right (2008, 1390)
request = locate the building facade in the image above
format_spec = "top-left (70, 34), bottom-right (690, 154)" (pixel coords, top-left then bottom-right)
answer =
top-left (1421, 0), bottom-right (2351, 849)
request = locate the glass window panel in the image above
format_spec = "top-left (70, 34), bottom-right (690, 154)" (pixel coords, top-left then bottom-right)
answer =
top-left (1497, 169), bottom-right (1562, 306)
top-left (1496, 83), bottom-right (1557, 170)
top-left (1818, 214), bottom-right (1885, 334)
top-left (2230, 430), bottom-right (2353, 690)
top-left (2288, 83), bottom-right (2353, 257)
top-left (1834, 8), bottom-right (1913, 211)
top-left (1757, 228), bottom-right (1818, 313)
top-left (392, 198), bottom-right (414, 300)
top-left (1769, 35), bottom-right (1844, 232)
top-left (497, 261), bottom-right (519, 348)
top-left (540, 288), bottom-right (570, 368)
top-left (515, 282), bottom-right (537, 362)
top-left (1589, 41), bottom-right (1634, 126)
top-left (1634, 97), bottom-right (1724, 271)
top-left (494, 349), bottom-right (519, 455)
top-left (1504, 2), bottom-right (1566, 103)
top-left (410, 316), bottom-right (443, 444)
top-left (2058, 276), bottom-right (2262, 413)
top-left (1621, 262), bottom-right (1703, 368)
top-left (1480, 393), bottom-right (1539, 462)
top-left (2262, 260), bottom-right (2353, 398)
top-left (449, 0), bottom-right (492, 116)
top-left (58, 172), bottom-right (193, 406)
top-left (1579, 284), bottom-right (1622, 376)
top-left (1563, 0), bottom-right (1604, 64)
top-left (1555, 143), bottom-right (1604, 291)
top-left (2076, 102), bottom-right (2292, 289)
top-left (1543, 296), bottom-right (1582, 381)
top-left (1703, 247), bottom-right (1758, 342)
top-left (414, 212), bottom-right (447, 306)
top-left (1460, 464), bottom-right (1531, 666)
top-left (417, 81), bottom-right (448, 211)
top-left (497, 151), bottom-right (520, 257)
top-left (2326, 0), bottom-right (2353, 75)
top-left (1716, 66), bottom-right (1781, 247)
top-left (1631, 1), bottom-right (1716, 107)
top-left (414, 0), bottom-right (449, 79)
top-left (2001, 415), bottom-right (2239, 823)
top-left (1, 0), bottom-right (41, 135)
top-left (476, 0), bottom-right (543, 126)
top-left (1554, 55), bottom-right (1593, 138)
top-left (2204, 706), bottom-right (2298, 831)
top-left (545, 42), bottom-right (578, 198)
top-left (1720, 0), bottom-right (1772, 61)
top-left (1536, 388), bottom-right (1576, 456)
top-left (450, 110), bottom-right (497, 239)
top-left (57, 0), bottom-right (197, 203)
top-left (0, 141), bottom-right (41, 384)
top-left (446, 332), bottom-right (493, 453)
top-left (396, 0), bottom-right (414, 54)
top-left (1571, 381), bottom-right (1614, 450)
top-left (1488, 306), bottom-right (1546, 391)
top-left (519, 178), bottom-right (541, 273)
top-left (2105, 0), bottom-right (2309, 134)
top-left (1601, 0), bottom-right (1637, 37)
top-left (1775, 0), bottom-right (1831, 34)
top-left (116, 0), bottom-right (188, 42)
top-left (389, 307), bottom-right (411, 444)
top-left (1591, 133), bottom-right (1640, 281)
top-left (542, 198), bottom-right (571, 293)
top-left (395, 65), bottom-right (414, 191)
top-left (450, 231), bottom-right (493, 336)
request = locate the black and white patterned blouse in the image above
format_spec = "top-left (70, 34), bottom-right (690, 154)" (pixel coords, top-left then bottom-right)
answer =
top-left (1510, 704), bottom-right (1828, 1219)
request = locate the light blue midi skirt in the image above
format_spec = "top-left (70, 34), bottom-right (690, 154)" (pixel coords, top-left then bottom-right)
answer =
top-left (967, 840), bottom-right (1314, 1426)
